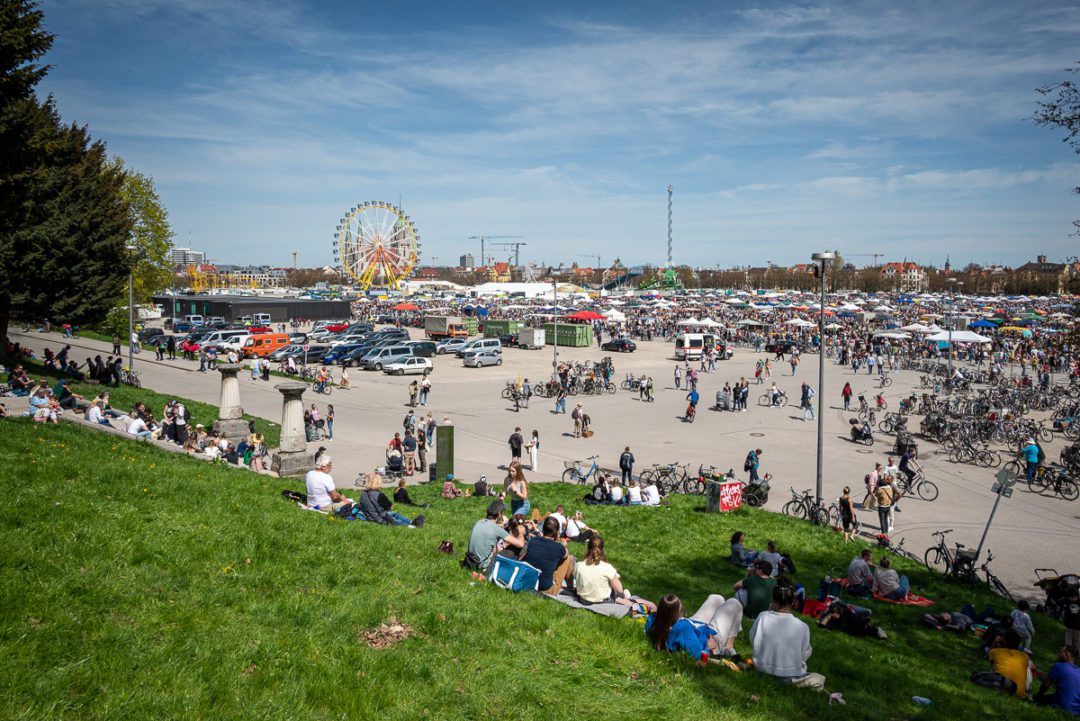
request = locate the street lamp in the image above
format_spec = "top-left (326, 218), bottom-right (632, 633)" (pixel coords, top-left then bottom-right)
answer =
top-left (811, 251), bottom-right (836, 509)
top-left (551, 279), bottom-right (559, 381)
top-left (127, 243), bottom-right (138, 372)
top-left (944, 278), bottom-right (963, 379)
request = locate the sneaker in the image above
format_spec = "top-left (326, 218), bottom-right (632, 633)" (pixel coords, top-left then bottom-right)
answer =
top-left (876, 627), bottom-right (888, 640)
top-left (412, 514), bottom-right (426, 528)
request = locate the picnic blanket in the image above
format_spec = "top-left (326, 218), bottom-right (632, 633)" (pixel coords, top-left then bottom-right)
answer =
top-left (545, 590), bottom-right (636, 618)
top-left (873, 592), bottom-right (935, 607)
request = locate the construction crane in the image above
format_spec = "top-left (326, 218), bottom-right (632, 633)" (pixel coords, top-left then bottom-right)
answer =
top-left (578, 254), bottom-right (601, 269)
top-left (847, 253), bottom-right (884, 268)
top-left (489, 241), bottom-right (529, 268)
top-left (467, 235), bottom-right (524, 267)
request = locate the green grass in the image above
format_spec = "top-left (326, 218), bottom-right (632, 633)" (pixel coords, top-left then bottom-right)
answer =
top-left (0, 419), bottom-right (1067, 721)
top-left (11, 355), bottom-right (279, 446)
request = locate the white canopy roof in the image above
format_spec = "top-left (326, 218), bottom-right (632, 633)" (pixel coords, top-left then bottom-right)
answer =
top-left (785, 318), bottom-right (815, 327)
top-left (925, 330), bottom-right (992, 344)
top-left (901, 323), bottom-right (929, 332)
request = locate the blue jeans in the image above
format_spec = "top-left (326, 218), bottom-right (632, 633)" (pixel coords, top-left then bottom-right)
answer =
top-left (389, 511), bottom-right (412, 526)
top-left (511, 499), bottom-right (530, 517)
top-left (885, 575), bottom-right (910, 600)
top-left (327, 419), bottom-right (334, 439)
top-left (555, 397), bottom-right (566, 414)
top-left (1026, 462), bottom-right (1037, 481)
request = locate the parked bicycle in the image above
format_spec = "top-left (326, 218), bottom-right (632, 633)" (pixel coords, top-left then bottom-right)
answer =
top-left (562, 455), bottom-right (602, 484)
top-left (121, 368), bottom-right (142, 388)
top-left (979, 550), bottom-right (1013, 600)
top-left (924, 529), bottom-right (977, 580)
top-left (1027, 465), bottom-right (1079, 501)
top-left (640, 463), bottom-right (691, 495)
top-left (781, 487), bottom-right (839, 527)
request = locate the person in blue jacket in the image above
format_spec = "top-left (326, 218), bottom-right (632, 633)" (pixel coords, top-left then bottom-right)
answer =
top-left (1021, 438), bottom-right (1041, 482)
top-left (647, 595), bottom-right (717, 658)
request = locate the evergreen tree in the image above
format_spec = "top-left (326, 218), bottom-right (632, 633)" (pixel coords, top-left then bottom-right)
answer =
top-left (0, 0), bottom-right (132, 346)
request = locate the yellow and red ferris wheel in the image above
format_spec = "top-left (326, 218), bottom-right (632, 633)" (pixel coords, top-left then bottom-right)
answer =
top-left (333, 201), bottom-right (420, 290)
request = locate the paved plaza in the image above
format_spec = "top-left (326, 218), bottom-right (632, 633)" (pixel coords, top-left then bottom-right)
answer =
top-left (15, 328), bottom-right (1079, 600)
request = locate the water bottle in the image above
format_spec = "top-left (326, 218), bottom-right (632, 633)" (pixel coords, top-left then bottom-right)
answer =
top-left (912, 696), bottom-right (931, 706)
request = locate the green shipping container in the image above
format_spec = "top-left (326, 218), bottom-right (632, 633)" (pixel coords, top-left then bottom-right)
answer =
top-left (483, 319), bottom-right (522, 338)
top-left (542, 322), bottom-right (593, 347)
top-left (462, 317), bottom-right (479, 337)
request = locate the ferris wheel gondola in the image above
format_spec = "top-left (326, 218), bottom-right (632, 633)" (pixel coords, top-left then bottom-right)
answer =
top-left (333, 201), bottom-right (419, 290)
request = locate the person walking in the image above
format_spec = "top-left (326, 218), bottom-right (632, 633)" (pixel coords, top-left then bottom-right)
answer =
top-left (802, 384), bottom-right (815, 421)
top-left (839, 486), bottom-right (857, 542)
top-left (155, 338), bottom-right (165, 361)
top-left (339, 367), bottom-right (350, 390)
top-left (416, 428), bottom-right (427, 473)
top-left (166, 335), bottom-right (176, 360)
top-left (198, 348), bottom-right (208, 372)
top-left (326, 404), bottom-right (335, 440)
top-left (554, 386), bottom-right (567, 414)
top-left (521, 378), bottom-right (531, 409)
top-left (572, 403), bottom-right (585, 438)
top-left (112, 334), bottom-right (121, 356)
top-left (875, 477), bottom-right (896, 534)
top-left (790, 355), bottom-right (799, 376)
top-left (419, 376), bottom-right (431, 406)
top-left (250, 356), bottom-right (260, 381)
top-left (842, 382), bottom-right (853, 411)
top-left (408, 379), bottom-right (419, 407)
top-left (674, 365), bottom-right (682, 390)
top-left (746, 448), bottom-right (763, 484)
top-left (619, 446), bottom-right (635, 484)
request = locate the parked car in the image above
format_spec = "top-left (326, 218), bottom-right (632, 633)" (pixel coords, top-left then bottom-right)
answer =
top-left (463, 349), bottom-right (503, 367)
top-left (455, 338), bottom-right (502, 358)
top-left (403, 340), bottom-right (438, 357)
top-left (436, 338), bottom-right (469, 355)
top-left (321, 343), bottom-right (367, 364)
top-left (498, 334), bottom-right (519, 348)
top-left (170, 321), bottom-right (194, 333)
top-left (601, 338), bottom-right (637, 353)
top-left (269, 344), bottom-right (304, 362)
top-left (287, 332), bottom-right (307, 344)
top-left (360, 345), bottom-right (414, 371)
top-left (382, 357), bottom-right (434, 375)
top-left (278, 344), bottom-right (329, 364)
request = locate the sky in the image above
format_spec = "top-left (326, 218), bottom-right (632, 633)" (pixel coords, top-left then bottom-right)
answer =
top-left (38, 0), bottom-right (1080, 270)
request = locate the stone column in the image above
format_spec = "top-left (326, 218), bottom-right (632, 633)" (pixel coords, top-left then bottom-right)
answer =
top-left (211, 363), bottom-right (250, 443)
top-left (271, 381), bottom-right (313, 476)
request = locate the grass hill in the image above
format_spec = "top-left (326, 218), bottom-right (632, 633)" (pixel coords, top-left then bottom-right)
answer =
top-left (0, 419), bottom-right (1067, 720)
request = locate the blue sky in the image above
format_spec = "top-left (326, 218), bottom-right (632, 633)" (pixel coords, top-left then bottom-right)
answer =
top-left (39, 0), bottom-right (1080, 269)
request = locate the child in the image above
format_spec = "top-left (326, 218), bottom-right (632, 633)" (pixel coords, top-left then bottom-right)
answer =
top-left (1010, 600), bottom-right (1035, 652)
top-left (393, 479), bottom-right (429, 508)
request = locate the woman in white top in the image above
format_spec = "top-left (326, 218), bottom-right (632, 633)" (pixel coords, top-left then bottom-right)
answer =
top-left (527, 429), bottom-right (540, 472)
top-left (574, 536), bottom-right (632, 605)
top-left (627, 479), bottom-right (643, 505)
top-left (642, 481), bottom-right (661, 506)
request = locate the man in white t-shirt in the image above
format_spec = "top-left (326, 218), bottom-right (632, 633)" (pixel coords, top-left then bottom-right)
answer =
top-left (304, 455), bottom-right (352, 512)
top-left (757, 541), bottom-right (783, 578)
top-left (126, 413), bottom-right (151, 439)
top-left (548, 505), bottom-right (567, 537)
top-left (642, 481), bottom-right (661, 506)
top-left (609, 483), bottom-right (625, 504)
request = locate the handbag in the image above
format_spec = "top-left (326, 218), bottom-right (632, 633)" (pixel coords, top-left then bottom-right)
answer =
top-left (488, 556), bottom-right (541, 592)
top-left (438, 540), bottom-right (454, 554)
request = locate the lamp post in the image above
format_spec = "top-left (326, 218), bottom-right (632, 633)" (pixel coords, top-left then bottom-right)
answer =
top-left (811, 251), bottom-right (836, 509)
top-left (551, 279), bottom-right (559, 381)
top-left (127, 244), bottom-right (137, 372)
top-left (945, 278), bottom-right (963, 378)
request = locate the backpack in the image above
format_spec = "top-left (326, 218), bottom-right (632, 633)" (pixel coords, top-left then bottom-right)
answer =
top-left (743, 452), bottom-right (755, 472)
top-left (281, 489), bottom-right (307, 505)
top-left (1036, 444), bottom-right (1046, 463)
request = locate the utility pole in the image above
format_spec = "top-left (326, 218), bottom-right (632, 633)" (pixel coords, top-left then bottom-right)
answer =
top-left (666, 185), bottom-right (673, 268)
top-left (811, 251), bottom-right (836, 510)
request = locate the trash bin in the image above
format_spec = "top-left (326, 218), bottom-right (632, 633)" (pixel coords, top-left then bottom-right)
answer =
top-left (428, 463), bottom-right (437, 484)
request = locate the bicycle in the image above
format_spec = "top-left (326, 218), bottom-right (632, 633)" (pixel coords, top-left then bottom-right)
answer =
top-left (876, 375), bottom-right (893, 389)
top-left (1029, 465), bottom-right (1079, 501)
top-left (894, 471), bottom-right (940, 502)
top-left (563, 455), bottom-right (602, 484)
top-left (923, 529), bottom-right (977, 580)
top-left (979, 550), bottom-right (1013, 600)
top-left (311, 378), bottom-right (333, 395)
top-left (782, 487), bottom-right (839, 527)
top-left (121, 368), bottom-right (142, 388)
top-left (758, 391), bottom-right (788, 408)
top-left (640, 463), bottom-right (691, 495)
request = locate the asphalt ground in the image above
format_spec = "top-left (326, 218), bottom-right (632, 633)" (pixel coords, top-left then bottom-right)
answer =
top-left (11, 327), bottom-right (1079, 603)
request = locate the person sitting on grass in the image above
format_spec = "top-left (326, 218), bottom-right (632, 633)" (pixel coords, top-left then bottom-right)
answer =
top-left (465, 500), bottom-right (523, 575)
top-left (872, 557), bottom-right (910, 601)
top-left (987, 628), bottom-right (1031, 698)
top-left (734, 559), bottom-right (776, 620)
top-left (730, 531), bottom-right (758, 567)
top-left (85, 398), bottom-right (112, 427)
top-left (393, 479), bottom-right (429, 508)
top-left (758, 541), bottom-right (792, 577)
top-left (523, 516), bottom-right (574, 596)
top-left (125, 409), bottom-right (151, 438)
top-left (645, 593), bottom-right (742, 659)
top-left (574, 536), bottom-right (634, 606)
top-left (358, 472), bottom-right (425, 527)
top-left (565, 511), bottom-right (596, 544)
top-left (1034, 646), bottom-right (1080, 714)
top-left (304, 454), bottom-right (354, 513)
top-left (642, 478), bottom-right (662, 506)
top-left (441, 479), bottom-right (467, 498)
top-left (7, 364), bottom-right (33, 396)
top-left (497, 514), bottom-right (530, 560)
top-left (847, 549), bottom-right (875, 597)
top-left (749, 578), bottom-right (826, 689)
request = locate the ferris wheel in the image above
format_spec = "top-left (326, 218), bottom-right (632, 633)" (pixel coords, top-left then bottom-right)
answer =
top-left (333, 201), bottom-right (420, 290)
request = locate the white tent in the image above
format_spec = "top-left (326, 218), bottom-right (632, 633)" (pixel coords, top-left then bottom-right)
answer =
top-left (697, 317), bottom-right (724, 327)
top-left (785, 318), bottom-right (815, 327)
top-left (602, 308), bottom-right (626, 322)
top-left (874, 331), bottom-right (911, 339)
top-left (901, 323), bottom-right (928, 332)
top-left (824, 322), bottom-right (843, 330)
top-left (924, 330), bottom-right (992, 343)
top-left (873, 305), bottom-right (894, 313)
top-left (736, 319), bottom-right (768, 327)
top-left (925, 323), bottom-right (944, 333)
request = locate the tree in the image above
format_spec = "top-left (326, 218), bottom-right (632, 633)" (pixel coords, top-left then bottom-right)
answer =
top-left (0, 0), bottom-right (132, 346)
top-left (1034, 61), bottom-right (1080, 231)
top-left (109, 157), bottom-right (174, 303)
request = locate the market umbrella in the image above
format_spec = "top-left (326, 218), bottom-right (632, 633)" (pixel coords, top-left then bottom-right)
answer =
top-left (924, 330), bottom-right (992, 343)
top-left (392, 302), bottom-right (420, 311)
top-left (565, 310), bottom-right (605, 321)
top-left (968, 319), bottom-right (996, 329)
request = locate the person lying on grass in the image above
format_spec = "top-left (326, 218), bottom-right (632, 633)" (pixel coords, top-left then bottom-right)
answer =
top-left (359, 473), bottom-right (425, 528)
top-left (646, 593), bottom-right (743, 659)
top-left (818, 601), bottom-right (888, 639)
top-left (573, 536), bottom-right (636, 606)
top-left (749, 579), bottom-right (826, 689)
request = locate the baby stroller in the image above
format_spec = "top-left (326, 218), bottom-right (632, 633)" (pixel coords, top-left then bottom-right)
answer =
top-left (381, 449), bottom-right (405, 481)
top-left (743, 472), bottom-right (771, 507)
top-left (1034, 568), bottom-right (1080, 620)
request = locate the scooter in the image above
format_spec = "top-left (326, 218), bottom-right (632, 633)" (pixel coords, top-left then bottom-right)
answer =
top-left (849, 418), bottom-right (874, 445)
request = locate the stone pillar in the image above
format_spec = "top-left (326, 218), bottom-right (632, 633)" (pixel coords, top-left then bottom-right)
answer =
top-left (271, 381), bottom-right (313, 476)
top-left (211, 363), bottom-right (250, 443)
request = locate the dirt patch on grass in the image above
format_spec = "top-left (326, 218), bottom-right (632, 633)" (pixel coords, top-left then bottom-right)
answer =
top-left (359, 616), bottom-right (414, 649)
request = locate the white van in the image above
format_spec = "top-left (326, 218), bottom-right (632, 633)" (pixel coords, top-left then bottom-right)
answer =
top-left (184, 314), bottom-right (204, 325)
top-left (674, 332), bottom-right (716, 360)
top-left (455, 338), bottom-right (502, 358)
top-left (253, 312), bottom-right (272, 325)
top-left (201, 329), bottom-right (250, 350)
